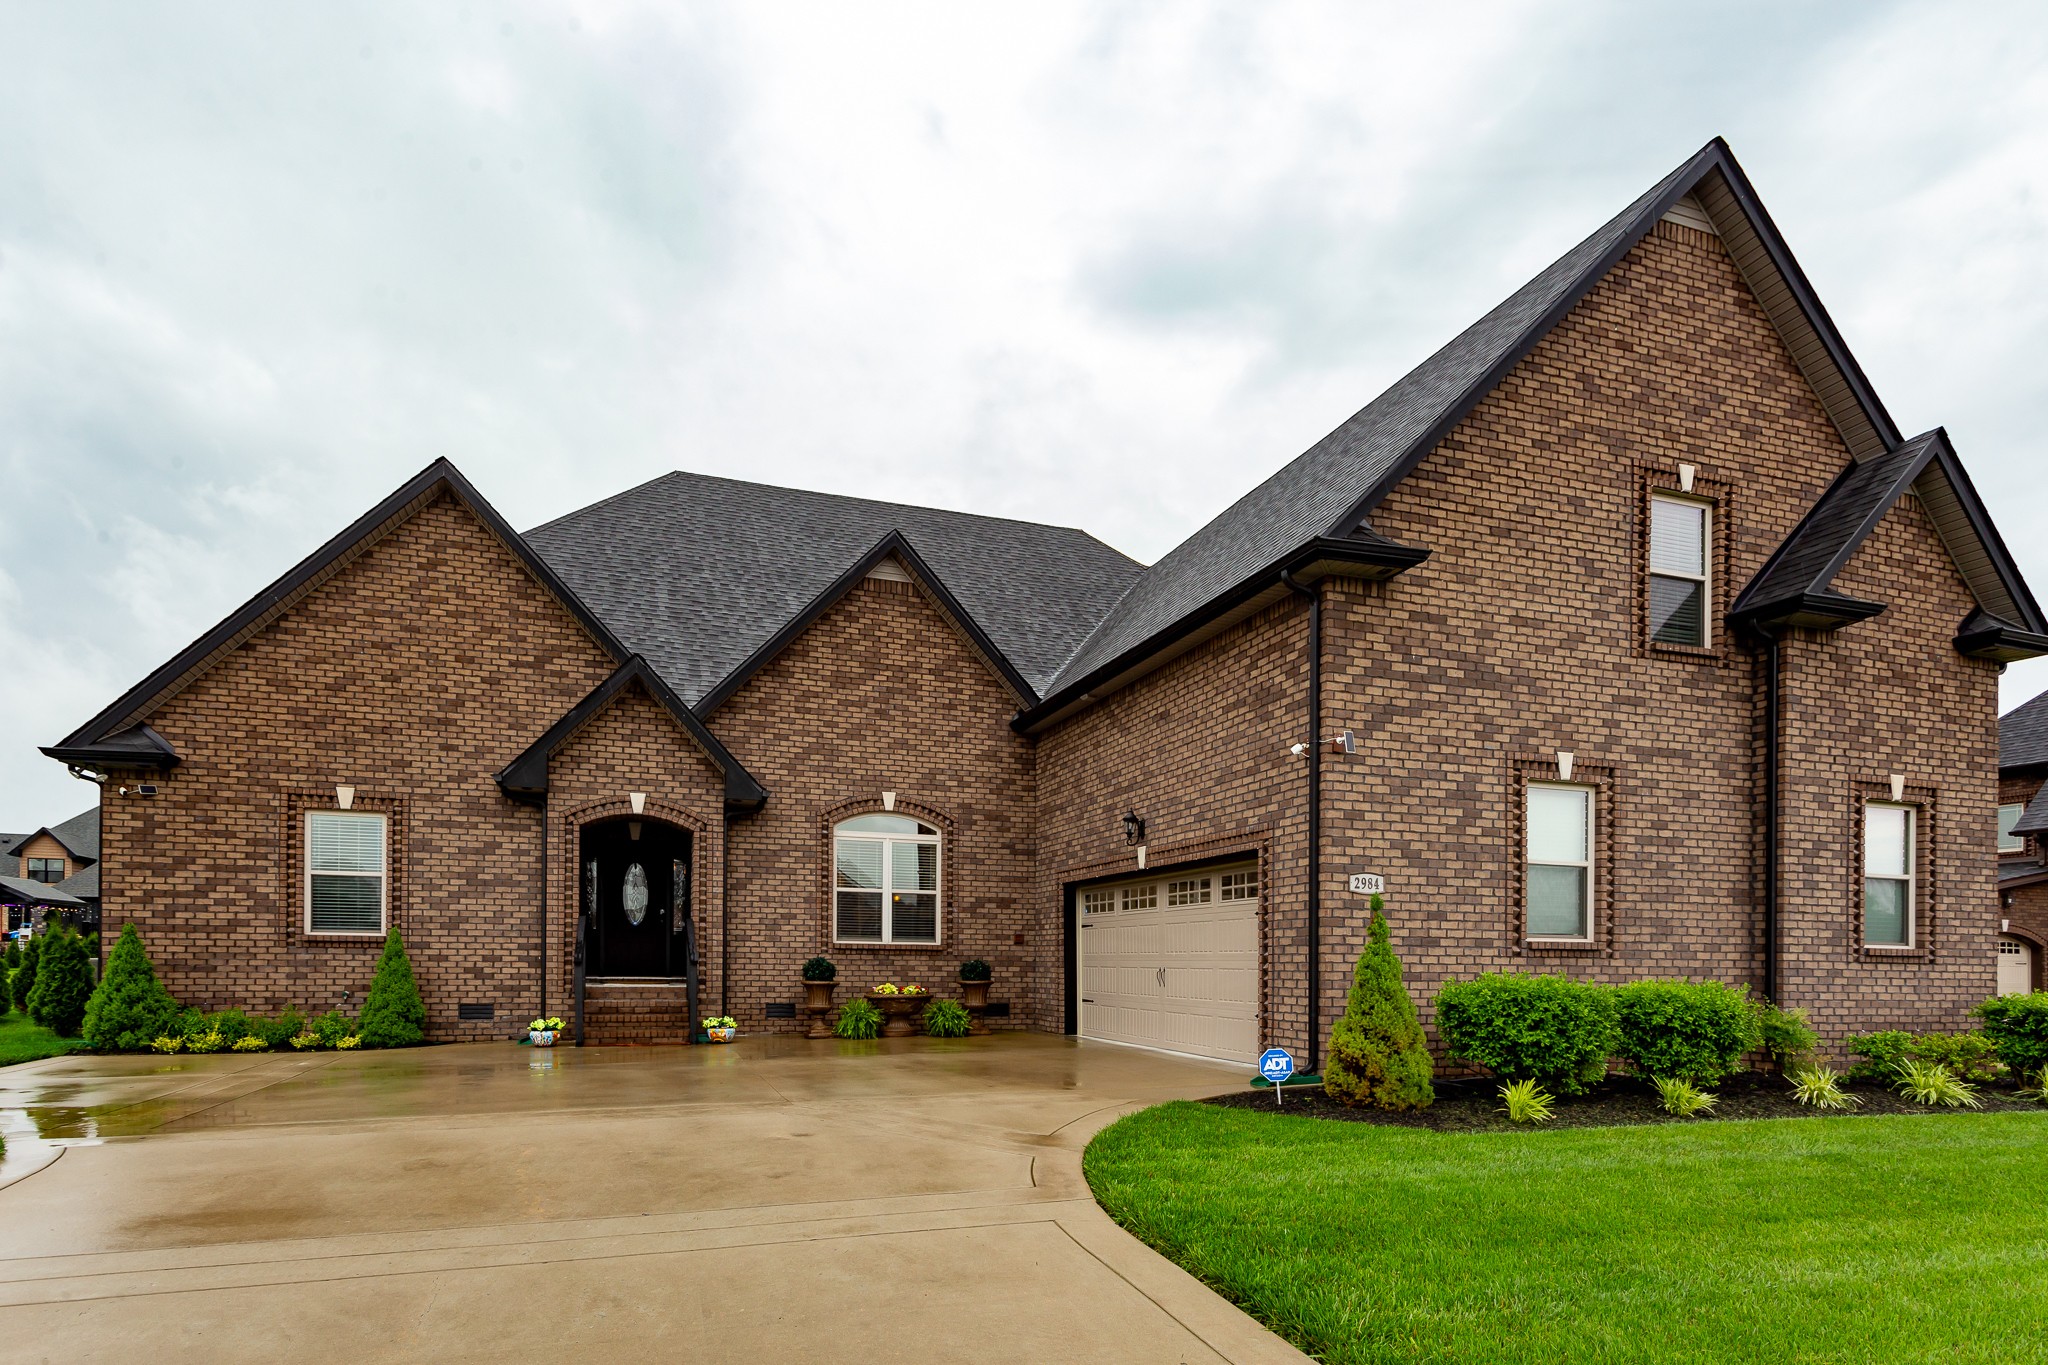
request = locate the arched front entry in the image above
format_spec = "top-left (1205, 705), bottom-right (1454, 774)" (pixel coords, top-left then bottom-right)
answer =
top-left (580, 817), bottom-right (693, 978)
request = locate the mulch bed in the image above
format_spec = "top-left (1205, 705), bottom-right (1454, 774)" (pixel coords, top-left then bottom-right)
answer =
top-left (1203, 1071), bottom-right (2047, 1131)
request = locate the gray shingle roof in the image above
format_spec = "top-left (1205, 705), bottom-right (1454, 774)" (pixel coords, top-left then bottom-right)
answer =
top-left (2003, 689), bottom-right (2048, 773)
top-left (4, 807), bottom-right (98, 862)
top-left (55, 862), bottom-right (98, 901)
top-left (1046, 155), bottom-right (1704, 691)
top-left (525, 472), bottom-right (1144, 705)
top-left (0, 836), bottom-right (19, 879)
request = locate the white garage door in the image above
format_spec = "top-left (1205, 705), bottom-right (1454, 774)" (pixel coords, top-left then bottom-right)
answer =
top-left (1078, 864), bottom-right (1259, 1065)
top-left (1999, 936), bottom-right (2035, 996)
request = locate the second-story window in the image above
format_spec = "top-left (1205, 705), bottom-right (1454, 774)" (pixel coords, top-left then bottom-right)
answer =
top-left (1649, 495), bottom-right (1711, 647)
top-left (2000, 802), bottom-right (2027, 854)
top-left (25, 857), bottom-right (64, 884)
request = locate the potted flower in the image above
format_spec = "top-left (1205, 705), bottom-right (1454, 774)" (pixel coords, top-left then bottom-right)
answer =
top-left (703, 1015), bottom-right (738, 1044)
top-left (959, 959), bottom-right (993, 1034)
top-left (529, 1016), bottom-right (566, 1048)
top-left (865, 984), bottom-right (931, 1037)
top-left (801, 956), bottom-right (837, 1038)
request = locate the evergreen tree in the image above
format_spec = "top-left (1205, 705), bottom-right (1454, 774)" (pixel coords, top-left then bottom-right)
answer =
top-left (82, 924), bottom-right (182, 1051)
top-left (11, 931), bottom-right (42, 1015)
top-left (1323, 896), bottom-right (1435, 1110)
top-left (27, 927), bottom-right (95, 1036)
top-left (356, 927), bottom-right (426, 1048)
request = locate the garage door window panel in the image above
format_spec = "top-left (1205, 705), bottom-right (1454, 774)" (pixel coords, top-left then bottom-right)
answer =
top-left (834, 815), bottom-right (941, 945)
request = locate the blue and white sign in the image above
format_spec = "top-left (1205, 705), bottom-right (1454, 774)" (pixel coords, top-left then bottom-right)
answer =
top-left (1258, 1047), bottom-right (1295, 1085)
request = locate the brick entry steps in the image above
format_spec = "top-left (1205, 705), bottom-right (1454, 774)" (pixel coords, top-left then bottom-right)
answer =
top-left (582, 981), bottom-right (694, 1045)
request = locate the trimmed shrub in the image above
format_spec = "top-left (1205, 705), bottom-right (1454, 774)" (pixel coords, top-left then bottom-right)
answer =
top-left (1323, 897), bottom-right (1434, 1110)
top-left (1435, 972), bottom-right (1618, 1094)
top-left (256, 1008), bottom-right (306, 1049)
top-left (356, 928), bottom-right (427, 1048)
top-left (11, 932), bottom-right (41, 1014)
top-left (923, 998), bottom-right (973, 1037)
top-left (27, 927), bottom-right (95, 1036)
top-left (1909, 1031), bottom-right (2003, 1083)
top-left (310, 1010), bottom-right (357, 1048)
top-left (834, 997), bottom-right (882, 1040)
top-left (1845, 1029), bottom-right (1915, 1082)
top-left (1754, 1003), bottom-right (1818, 1073)
top-left (1612, 979), bottom-right (1760, 1085)
top-left (201, 1009), bottom-right (259, 1046)
top-left (801, 956), bottom-right (836, 983)
top-left (1974, 992), bottom-right (2048, 1076)
top-left (81, 924), bottom-right (182, 1052)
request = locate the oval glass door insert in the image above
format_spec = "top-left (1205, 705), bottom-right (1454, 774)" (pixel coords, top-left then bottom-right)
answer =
top-left (622, 863), bottom-right (649, 926)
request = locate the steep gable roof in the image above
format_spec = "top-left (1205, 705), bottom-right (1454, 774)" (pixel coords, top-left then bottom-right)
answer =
top-left (496, 655), bottom-right (767, 809)
top-left (2004, 688), bottom-right (2048, 774)
top-left (47, 459), bottom-right (635, 765)
top-left (4, 807), bottom-right (100, 862)
top-left (524, 471), bottom-right (1142, 705)
top-left (1032, 138), bottom-right (1903, 718)
top-left (1730, 428), bottom-right (2048, 647)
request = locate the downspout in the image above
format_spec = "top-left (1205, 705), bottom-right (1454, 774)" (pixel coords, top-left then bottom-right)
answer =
top-left (1762, 629), bottom-right (1782, 1005)
top-left (720, 811), bottom-right (732, 1017)
top-left (1281, 569), bottom-right (1322, 1073)
top-left (538, 799), bottom-right (548, 1027)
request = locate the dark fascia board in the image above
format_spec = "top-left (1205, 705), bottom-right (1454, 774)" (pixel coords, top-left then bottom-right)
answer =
top-left (693, 529), bottom-right (1040, 717)
top-left (52, 459), bottom-right (635, 752)
top-left (1318, 138), bottom-right (1902, 542)
top-left (1014, 534), bottom-right (1430, 735)
top-left (39, 723), bottom-right (182, 774)
top-left (1957, 612), bottom-right (2048, 663)
top-left (1923, 439), bottom-right (2048, 634)
top-left (496, 655), bottom-right (768, 809)
top-left (1728, 590), bottom-right (1887, 636)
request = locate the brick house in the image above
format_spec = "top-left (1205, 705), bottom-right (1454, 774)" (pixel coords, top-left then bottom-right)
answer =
top-left (1, 807), bottom-right (101, 935)
top-left (43, 139), bottom-right (2047, 1061)
top-left (1999, 691), bottom-right (2048, 994)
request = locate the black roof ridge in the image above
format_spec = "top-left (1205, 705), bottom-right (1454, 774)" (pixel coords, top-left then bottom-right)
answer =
top-left (52, 458), bottom-right (636, 752)
top-left (529, 467), bottom-right (1144, 559)
top-left (495, 655), bottom-right (767, 808)
top-left (694, 528), bottom-right (1041, 716)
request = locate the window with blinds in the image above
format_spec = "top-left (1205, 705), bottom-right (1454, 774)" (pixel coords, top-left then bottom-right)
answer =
top-left (306, 811), bottom-right (387, 935)
top-left (1649, 495), bottom-right (1711, 647)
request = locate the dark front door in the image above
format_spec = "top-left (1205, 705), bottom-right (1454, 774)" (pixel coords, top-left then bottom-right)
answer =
top-left (581, 819), bottom-right (692, 978)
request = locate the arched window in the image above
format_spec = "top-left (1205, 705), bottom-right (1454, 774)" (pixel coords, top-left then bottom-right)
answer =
top-left (834, 813), bottom-right (941, 945)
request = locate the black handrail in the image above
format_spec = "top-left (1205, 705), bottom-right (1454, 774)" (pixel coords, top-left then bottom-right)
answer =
top-left (573, 915), bottom-right (587, 1046)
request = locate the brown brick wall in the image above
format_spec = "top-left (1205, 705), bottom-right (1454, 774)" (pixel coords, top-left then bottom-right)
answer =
top-left (98, 492), bottom-right (618, 1039)
top-left (707, 576), bottom-right (1039, 1032)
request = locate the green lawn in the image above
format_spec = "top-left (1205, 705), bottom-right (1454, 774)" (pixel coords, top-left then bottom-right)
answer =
top-left (0, 1009), bottom-right (86, 1066)
top-left (1085, 1101), bottom-right (2048, 1364)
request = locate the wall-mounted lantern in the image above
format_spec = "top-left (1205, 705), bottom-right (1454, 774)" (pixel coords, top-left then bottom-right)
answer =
top-left (1122, 810), bottom-right (1146, 846)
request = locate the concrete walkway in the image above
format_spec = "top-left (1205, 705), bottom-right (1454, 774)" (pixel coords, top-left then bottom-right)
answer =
top-left (0, 1034), bottom-right (1310, 1363)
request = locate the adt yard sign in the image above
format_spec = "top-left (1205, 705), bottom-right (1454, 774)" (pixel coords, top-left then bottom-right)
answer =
top-left (1259, 1047), bottom-right (1295, 1106)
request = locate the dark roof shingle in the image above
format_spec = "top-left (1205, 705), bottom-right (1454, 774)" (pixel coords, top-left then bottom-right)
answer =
top-left (525, 473), bottom-right (1144, 705)
top-left (2004, 689), bottom-right (2048, 773)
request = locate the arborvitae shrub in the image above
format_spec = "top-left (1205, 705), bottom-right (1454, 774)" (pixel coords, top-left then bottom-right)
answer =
top-left (28, 927), bottom-right (95, 1036)
top-left (1612, 979), bottom-right (1761, 1084)
top-left (1435, 972), bottom-right (1618, 1094)
top-left (81, 924), bottom-right (183, 1051)
top-left (11, 932), bottom-right (43, 1015)
top-left (356, 928), bottom-right (427, 1048)
top-left (1323, 897), bottom-right (1434, 1109)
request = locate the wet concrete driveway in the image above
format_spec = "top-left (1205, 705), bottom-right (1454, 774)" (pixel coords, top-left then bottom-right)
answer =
top-left (0, 1034), bottom-right (1307, 1363)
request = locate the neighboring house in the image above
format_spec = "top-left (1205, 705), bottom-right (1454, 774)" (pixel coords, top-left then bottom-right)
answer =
top-left (41, 140), bottom-right (2048, 1061)
top-left (1999, 690), bottom-right (2048, 994)
top-left (1, 807), bottom-right (101, 933)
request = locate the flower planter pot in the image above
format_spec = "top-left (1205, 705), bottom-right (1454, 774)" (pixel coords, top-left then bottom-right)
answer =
top-left (868, 992), bottom-right (930, 1038)
top-left (802, 979), bottom-right (837, 1038)
top-left (959, 978), bottom-right (992, 1035)
top-left (706, 1026), bottom-right (737, 1044)
top-left (529, 1030), bottom-right (558, 1048)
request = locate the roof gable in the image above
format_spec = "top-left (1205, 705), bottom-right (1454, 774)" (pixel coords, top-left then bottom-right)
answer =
top-left (48, 460), bottom-right (633, 762)
top-left (1731, 428), bottom-right (2048, 648)
top-left (1036, 138), bottom-right (1901, 713)
top-left (496, 656), bottom-right (767, 809)
top-left (524, 471), bottom-right (1142, 705)
top-left (4, 807), bottom-right (99, 862)
top-left (2005, 688), bottom-right (2048, 773)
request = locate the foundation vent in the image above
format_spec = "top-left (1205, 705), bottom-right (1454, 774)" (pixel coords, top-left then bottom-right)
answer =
top-left (457, 1003), bottom-right (495, 1021)
top-left (764, 1001), bottom-right (797, 1019)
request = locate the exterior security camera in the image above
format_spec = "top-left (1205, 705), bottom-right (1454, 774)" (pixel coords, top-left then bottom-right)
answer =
top-left (1288, 742), bottom-right (1309, 758)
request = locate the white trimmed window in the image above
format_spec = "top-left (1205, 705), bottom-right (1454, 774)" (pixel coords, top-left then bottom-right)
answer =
top-left (1526, 784), bottom-right (1593, 940)
top-left (1649, 495), bottom-right (1711, 647)
top-left (833, 814), bottom-right (940, 944)
top-left (305, 811), bottom-right (387, 935)
top-left (1219, 870), bottom-right (1258, 901)
top-left (1167, 876), bottom-right (1212, 906)
top-left (2000, 802), bottom-right (2027, 854)
top-left (1864, 804), bottom-right (1915, 947)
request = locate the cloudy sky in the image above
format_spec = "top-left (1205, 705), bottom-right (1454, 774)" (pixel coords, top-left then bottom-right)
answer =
top-left (2, 1), bottom-right (2046, 828)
